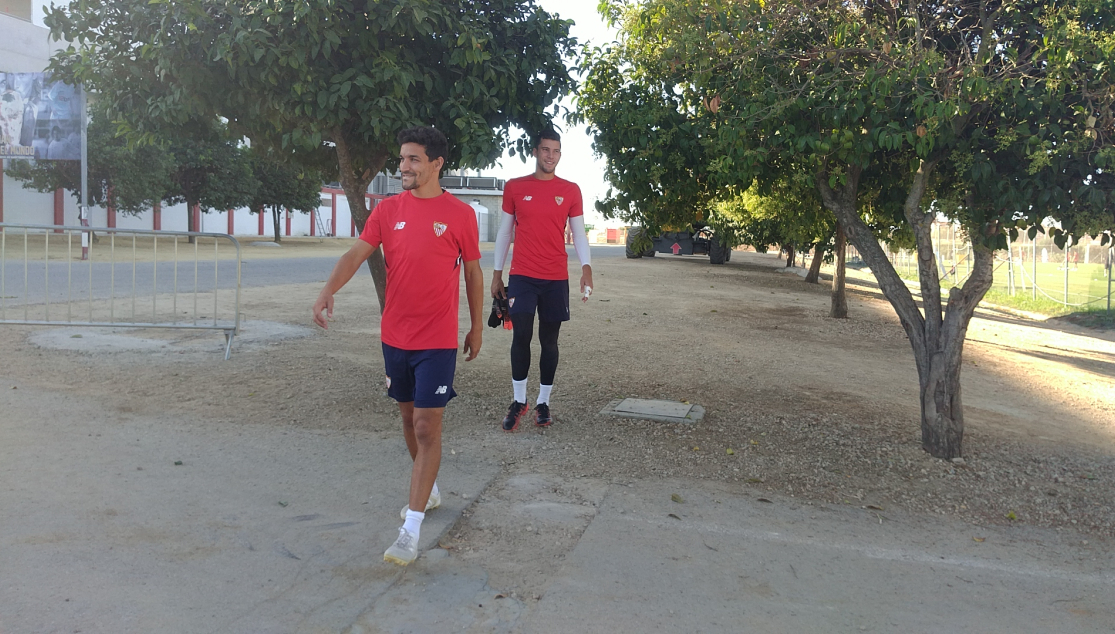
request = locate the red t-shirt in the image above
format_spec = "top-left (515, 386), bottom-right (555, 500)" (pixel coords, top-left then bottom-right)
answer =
top-left (359, 191), bottom-right (481, 350)
top-left (502, 175), bottom-right (584, 280)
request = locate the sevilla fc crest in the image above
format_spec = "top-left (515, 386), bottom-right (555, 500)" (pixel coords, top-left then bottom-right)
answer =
top-left (554, 196), bottom-right (564, 205)
top-left (433, 222), bottom-right (448, 237)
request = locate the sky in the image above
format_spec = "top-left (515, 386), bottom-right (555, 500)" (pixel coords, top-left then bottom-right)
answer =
top-left (483, 0), bottom-right (622, 227)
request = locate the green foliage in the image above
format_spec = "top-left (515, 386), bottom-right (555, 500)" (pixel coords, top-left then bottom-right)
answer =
top-left (44, 0), bottom-right (578, 186)
top-left (717, 177), bottom-right (835, 254)
top-left (249, 151), bottom-right (323, 217)
top-left (580, 0), bottom-right (1115, 247)
top-left (249, 149), bottom-right (325, 241)
top-left (160, 120), bottom-right (257, 215)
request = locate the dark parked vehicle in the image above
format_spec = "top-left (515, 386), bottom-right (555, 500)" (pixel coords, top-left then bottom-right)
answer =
top-left (625, 224), bottom-right (732, 264)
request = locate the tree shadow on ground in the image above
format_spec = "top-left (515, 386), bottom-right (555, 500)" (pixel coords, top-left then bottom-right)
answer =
top-left (968, 337), bottom-right (1115, 378)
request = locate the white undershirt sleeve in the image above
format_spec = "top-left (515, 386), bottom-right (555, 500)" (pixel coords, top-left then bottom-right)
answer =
top-left (569, 215), bottom-right (591, 268)
top-left (493, 211), bottom-right (515, 272)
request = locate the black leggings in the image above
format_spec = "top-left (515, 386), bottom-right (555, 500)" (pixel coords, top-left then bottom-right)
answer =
top-left (510, 312), bottom-right (561, 385)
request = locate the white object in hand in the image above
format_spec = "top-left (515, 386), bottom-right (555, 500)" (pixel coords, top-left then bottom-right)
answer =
top-left (583, 286), bottom-right (592, 300)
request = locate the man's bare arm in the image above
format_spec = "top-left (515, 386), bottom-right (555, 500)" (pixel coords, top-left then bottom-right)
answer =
top-left (312, 240), bottom-right (377, 329)
top-left (462, 259), bottom-right (485, 360)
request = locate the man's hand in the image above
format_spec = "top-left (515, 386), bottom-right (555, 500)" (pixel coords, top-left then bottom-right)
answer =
top-left (462, 328), bottom-right (483, 361)
top-left (312, 293), bottom-right (334, 329)
top-left (579, 265), bottom-right (594, 302)
top-left (491, 272), bottom-right (506, 298)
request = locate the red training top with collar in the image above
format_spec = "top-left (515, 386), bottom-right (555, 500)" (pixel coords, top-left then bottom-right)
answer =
top-left (359, 190), bottom-right (481, 350)
top-left (502, 175), bottom-right (583, 280)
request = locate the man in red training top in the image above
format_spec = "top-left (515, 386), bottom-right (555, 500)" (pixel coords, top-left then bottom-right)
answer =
top-left (491, 128), bottom-right (593, 431)
top-left (312, 126), bottom-right (484, 566)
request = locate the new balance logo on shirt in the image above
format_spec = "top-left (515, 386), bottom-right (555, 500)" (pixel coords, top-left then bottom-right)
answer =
top-left (523, 196), bottom-right (532, 201)
top-left (394, 222), bottom-right (406, 230)
top-left (435, 386), bottom-right (448, 395)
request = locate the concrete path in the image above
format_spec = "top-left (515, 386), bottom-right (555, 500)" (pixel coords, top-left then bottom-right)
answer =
top-left (520, 480), bottom-right (1115, 633)
top-left (0, 382), bottom-right (497, 634)
top-left (3, 380), bottom-right (1113, 633)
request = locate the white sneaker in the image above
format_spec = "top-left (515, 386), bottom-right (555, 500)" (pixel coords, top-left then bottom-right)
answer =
top-left (383, 527), bottom-right (419, 566)
top-left (399, 489), bottom-right (442, 520)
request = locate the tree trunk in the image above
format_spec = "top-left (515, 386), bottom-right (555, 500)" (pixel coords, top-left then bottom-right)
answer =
top-left (804, 241), bottom-right (825, 283)
top-left (830, 223), bottom-right (848, 318)
top-left (335, 130), bottom-right (389, 312)
top-left (917, 243), bottom-right (994, 457)
top-left (815, 160), bottom-right (996, 459)
top-left (785, 244), bottom-right (795, 267)
top-left (271, 205), bottom-right (282, 243)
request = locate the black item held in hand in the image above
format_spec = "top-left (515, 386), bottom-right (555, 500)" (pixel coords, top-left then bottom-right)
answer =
top-left (488, 295), bottom-right (511, 328)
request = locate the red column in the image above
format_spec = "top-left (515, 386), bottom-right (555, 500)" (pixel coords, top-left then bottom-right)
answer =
top-left (53, 188), bottom-right (65, 233)
top-left (0, 159), bottom-right (5, 226)
top-left (107, 189), bottom-right (117, 228)
top-left (258, 206), bottom-right (264, 235)
top-left (285, 208), bottom-right (291, 236)
top-left (351, 218), bottom-right (356, 237)
top-left (309, 208), bottom-right (316, 237)
top-left (153, 202), bottom-right (161, 230)
top-left (227, 209), bottom-right (234, 235)
top-left (192, 203), bottom-right (201, 233)
top-left (331, 193), bottom-right (337, 237)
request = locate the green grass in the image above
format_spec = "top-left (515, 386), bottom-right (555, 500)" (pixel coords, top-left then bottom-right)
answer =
top-left (889, 260), bottom-right (1114, 321)
top-left (980, 289), bottom-right (1079, 317)
top-left (986, 261), bottom-right (1110, 306)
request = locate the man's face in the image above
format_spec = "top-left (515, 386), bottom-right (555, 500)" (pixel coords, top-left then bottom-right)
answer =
top-left (533, 139), bottom-right (561, 174)
top-left (398, 142), bottom-right (442, 191)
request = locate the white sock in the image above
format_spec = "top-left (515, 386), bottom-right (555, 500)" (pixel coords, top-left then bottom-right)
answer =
top-left (513, 379), bottom-right (527, 404)
top-left (430, 481), bottom-right (439, 499)
top-left (537, 384), bottom-right (553, 405)
top-left (403, 509), bottom-right (424, 538)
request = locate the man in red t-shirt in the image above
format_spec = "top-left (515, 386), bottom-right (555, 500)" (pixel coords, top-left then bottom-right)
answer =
top-left (491, 128), bottom-right (593, 431)
top-left (312, 126), bottom-right (484, 566)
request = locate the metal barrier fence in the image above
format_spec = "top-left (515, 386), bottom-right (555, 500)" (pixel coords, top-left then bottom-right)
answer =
top-left (0, 223), bottom-right (242, 359)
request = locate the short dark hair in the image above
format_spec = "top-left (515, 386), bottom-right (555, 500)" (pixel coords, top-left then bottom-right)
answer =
top-left (396, 126), bottom-right (448, 163)
top-left (534, 127), bottom-right (561, 148)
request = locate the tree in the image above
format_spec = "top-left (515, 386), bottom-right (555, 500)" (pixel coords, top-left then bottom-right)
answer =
top-left (160, 121), bottom-right (257, 241)
top-left (45, 0), bottom-right (577, 309)
top-left (249, 150), bottom-right (326, 243)
top-left (583, 0), bottom-right (1115, 458)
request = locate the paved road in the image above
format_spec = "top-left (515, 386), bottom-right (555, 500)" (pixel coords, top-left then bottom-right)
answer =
top-left (1, 246), bottom-right (628, 309)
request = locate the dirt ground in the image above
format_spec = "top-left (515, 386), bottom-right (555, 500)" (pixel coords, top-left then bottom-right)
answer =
top-left (3, 241), bottom-right (1113, 596)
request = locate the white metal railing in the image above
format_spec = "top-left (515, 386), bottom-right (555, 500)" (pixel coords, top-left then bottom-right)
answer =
top-left (1, 223), bottom-right (242, 359)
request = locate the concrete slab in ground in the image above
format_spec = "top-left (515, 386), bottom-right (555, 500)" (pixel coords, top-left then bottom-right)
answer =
top-left (0, 382), bottom-right (497, 634)
top-left (522, 480), bottom-right (1115, 634)
top-left (600, 398), bottom-right (705, 424)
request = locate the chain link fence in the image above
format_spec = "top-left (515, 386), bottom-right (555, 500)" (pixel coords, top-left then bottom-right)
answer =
top-left (853, 223), bottom-right (1115, 314)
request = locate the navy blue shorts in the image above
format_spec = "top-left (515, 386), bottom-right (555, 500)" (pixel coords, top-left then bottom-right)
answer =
top-left (381, 343), bottom-right (458, 408)
top-left (507, 275), bottom-right (570, 322)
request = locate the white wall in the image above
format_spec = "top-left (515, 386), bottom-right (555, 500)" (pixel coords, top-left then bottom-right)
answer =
top-left (2, 167), bottom-right (51, 224)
